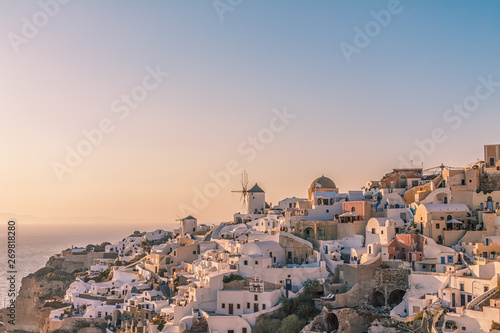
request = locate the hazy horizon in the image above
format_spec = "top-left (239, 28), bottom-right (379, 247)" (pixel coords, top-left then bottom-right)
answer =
top-left (2, 0), bottom-right (500, 224)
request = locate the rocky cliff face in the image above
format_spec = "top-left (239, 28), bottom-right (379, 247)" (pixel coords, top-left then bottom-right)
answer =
top-left (302, 306), bottom-right (411, 333)
top-left (1, 257), bottom-right (78, 333)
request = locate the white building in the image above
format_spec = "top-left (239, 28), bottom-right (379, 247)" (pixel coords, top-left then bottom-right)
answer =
top-left (216, 277), bottom-right (282, 315)
top-left (239, 241), bottom-right (285, 277)
top-left (366, 217), bottom-right (399, 246)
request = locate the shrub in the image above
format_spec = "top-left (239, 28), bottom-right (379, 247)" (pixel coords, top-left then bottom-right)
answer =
top-left (253, 316), bottom-right (281, 333)
top-left (73, 320), bottom-right (91, 329)
top-left (222, 273), bottom-right (244, 284)
top-left (33, 267), bottom-right (54, 279)
top-left (254, 279), bottom-right (320, 333)
top-left (279, 314), bottom-right (303, 333)
top-left (97, 322), bottom-right (108, 331)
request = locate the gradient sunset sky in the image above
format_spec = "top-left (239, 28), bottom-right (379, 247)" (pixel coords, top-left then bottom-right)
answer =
top-left (1, 0), bottom-right (500, 225)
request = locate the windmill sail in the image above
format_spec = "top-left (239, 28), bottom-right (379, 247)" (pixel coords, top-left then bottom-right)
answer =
top-left (232, 171), bottom-right (249, 214)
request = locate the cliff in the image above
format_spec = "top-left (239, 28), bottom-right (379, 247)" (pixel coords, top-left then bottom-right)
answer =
top-left (1, 257), bottom-right (82, 333)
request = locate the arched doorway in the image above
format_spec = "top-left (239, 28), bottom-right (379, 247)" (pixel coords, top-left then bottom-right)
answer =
top-left (304, 227), bottom-right (314, 239)
top-left (388, 289), bottom-right (406, 307)
top-left (372, 291), bottom-right (385, 307)
top-left (112, 309), bottom-right (121, 327)
top-left (326, 312), bottom-right (339, 331)
top-left (400, 174), bottom-right (407, 188)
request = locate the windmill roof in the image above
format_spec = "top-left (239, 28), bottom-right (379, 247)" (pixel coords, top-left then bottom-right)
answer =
top-left (248, 183), bottom-right (264, 193)
top-left (184, 215), bottom-right (196, 220)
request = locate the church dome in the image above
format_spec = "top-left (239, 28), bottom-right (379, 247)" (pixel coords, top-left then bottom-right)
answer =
top-left (310, 176), bottom-right (336, 190)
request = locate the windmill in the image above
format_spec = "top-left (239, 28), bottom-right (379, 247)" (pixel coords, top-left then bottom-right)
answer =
top-left (175, 216), bottom-right (184, 235)
top-left (232, 171), bottom-right (250, 214)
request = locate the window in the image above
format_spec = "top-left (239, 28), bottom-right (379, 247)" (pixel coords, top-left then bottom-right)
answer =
top-left (351, 207), bottom-right (356, 212)
top-left (193, 251), bottom-right (196, 255)
top-left (244, 260), bottom-right (248, 266)
top-left (484, 286), bottom-right (489, 292)
top-left (222, 303), bottom-right (225, 309)
top-left (228, 330), bottom-right (234, 333)
top-left (255, 261), bottom-right (258, 265)
top-left (371, 228), bottom-right (376, 234)
top-left (254, 295), bottom-right (258, 301)
top-left (247, 302), bottom-right (250, 309)
top-left (269, 252), bottom-right (272, 258)
top-left (447, 255), bottom-right (453, 263)
top-left (262, 304), bottom-right (266, 310)
top-left (381, 230), bottom-right (384, 234)
top-left (243, 328), bottom-right (247, 333)
top-left (436, 223), bottom-right (440, 229)
top-left (237, 304), bottom-right (241, 309)
top-left (460, 283), bottom-right (464, 291)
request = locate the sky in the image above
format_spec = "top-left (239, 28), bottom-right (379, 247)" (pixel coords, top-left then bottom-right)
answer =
top-left (1, 0), bottom-right (500, 227)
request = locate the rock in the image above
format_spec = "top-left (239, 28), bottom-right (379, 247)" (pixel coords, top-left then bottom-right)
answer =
top-left (0, 257), bottom-right (77, 332)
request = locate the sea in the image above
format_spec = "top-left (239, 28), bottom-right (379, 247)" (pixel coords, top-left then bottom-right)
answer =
top-left (0, 217), bottom-right (172, 308)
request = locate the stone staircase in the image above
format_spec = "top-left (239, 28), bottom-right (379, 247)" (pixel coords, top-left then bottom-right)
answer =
top-left (434, 310), bottom-right (446, 333)
top-left (462, 253), bottom-right (474, 266)
top-left (466, 287), bottom-right (498, 310)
